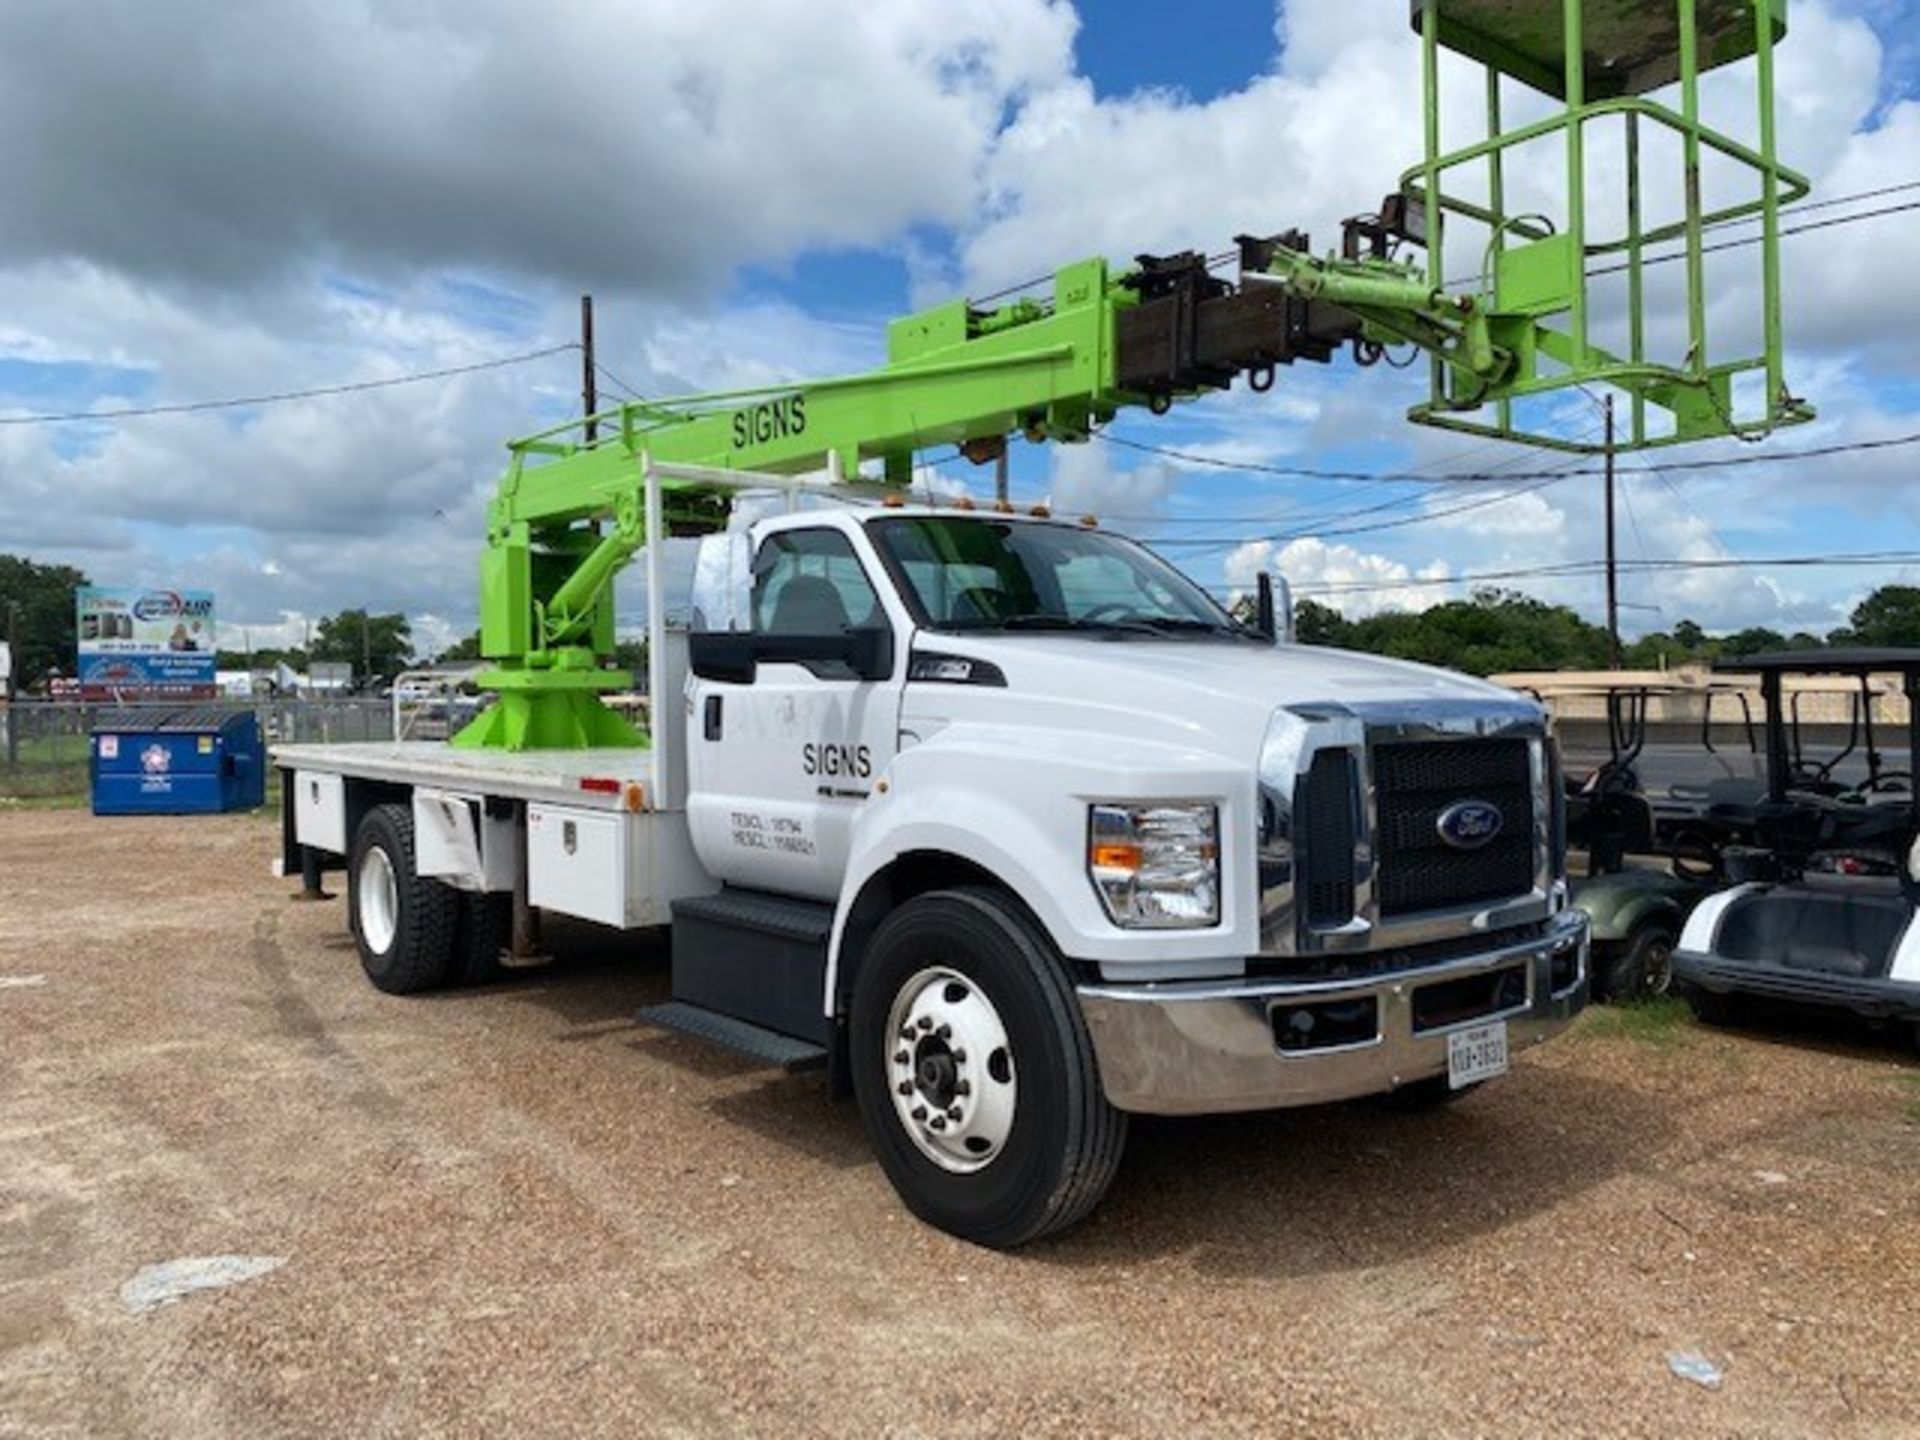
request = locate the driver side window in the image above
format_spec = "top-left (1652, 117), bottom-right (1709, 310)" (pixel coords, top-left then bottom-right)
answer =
top-left (753, 528), bottom-right (885, 635)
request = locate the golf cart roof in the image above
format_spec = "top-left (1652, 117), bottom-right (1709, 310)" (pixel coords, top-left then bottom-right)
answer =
top-left (1716, 648), bottom-right (1920, 678)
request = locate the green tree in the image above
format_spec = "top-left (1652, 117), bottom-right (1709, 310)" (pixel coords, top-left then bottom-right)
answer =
top-left (1292, 598), bottom-right (1352, 647)
top-left (311, 609), bottom-right (413, 683)
top-left (1719, 626), bottom-right (1786, 658)
top-left (0, 553), bottom-right (88, 689)
top-left (1844, 585), bottom-right (1920, 648)
top-left (1672, 619), bottom-right (1706, 651)
top-left (437, 630), bottom-right (483, 663)
top-left (1334, 589), bottom-right (1611, 676)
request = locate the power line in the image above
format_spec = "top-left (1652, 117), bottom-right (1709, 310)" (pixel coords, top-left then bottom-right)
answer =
top-left (1101, 424), bottom-right (1920, 485)
top-left (1285, 549), bottom-right (1920, 597)
top-left (0, 343), bottom-right (579, 427)
top-left (591, 359), bottom-right (647, 401)
top-left (1588, 197), bottom-right (1920, 279)
top-left (1149, 469), bottom-right (1584, 549)
top-left (969, 175), bottom-right (1918, 310)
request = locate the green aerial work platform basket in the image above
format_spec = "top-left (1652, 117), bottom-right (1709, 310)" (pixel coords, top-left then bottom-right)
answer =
top-left (1402, 0), bottom-right (1812, 452)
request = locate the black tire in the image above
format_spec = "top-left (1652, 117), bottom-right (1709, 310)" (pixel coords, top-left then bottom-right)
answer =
top-left (451, 892), bottom-right (510, 987)
top-left (348, 803), bottom-right (458, 995)
top-left (1599, 922), bottom-right (1677, 1003)
top-left (1376, 1074), bottom-right (1473, 1111)
top-left (848, 887), bottom-right (1127, 1249)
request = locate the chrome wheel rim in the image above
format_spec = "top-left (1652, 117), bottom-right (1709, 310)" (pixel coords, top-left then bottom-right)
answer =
top-left (358, 846), bottom-right (398, 955)
top-left (884, 966), bottom-right (1017, 1174)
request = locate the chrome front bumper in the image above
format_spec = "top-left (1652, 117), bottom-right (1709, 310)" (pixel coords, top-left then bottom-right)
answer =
top-left (1076, 912), bottom-right (1589, 1115)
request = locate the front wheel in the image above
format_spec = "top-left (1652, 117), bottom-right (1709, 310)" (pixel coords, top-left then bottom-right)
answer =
top-left (849, 888), bottom-right (1126, 1249)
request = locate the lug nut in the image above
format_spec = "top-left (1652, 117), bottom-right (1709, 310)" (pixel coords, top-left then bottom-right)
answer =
top-left (899, 1027), bottom-right (914, 1042)
top-left (955, 1080), bottom-right (971, 1096)
top-left (951, 1049), bottom-right (967, 1064)
top-left (897, 1081), bottom-right (914, 1096)
top-left (947, 1106), bottom-right (963, 1122)
top-left (893, 1050), bottom-right (909, 1065)
top-left (929, 1116), bottom-right (947, 1131)
top-left (936, 1023), bottom-right (952, 1040)
top-left (911, 1105), bottom-right (927, 1121)
top-left (917, 1016), bottom-right (933, 1031)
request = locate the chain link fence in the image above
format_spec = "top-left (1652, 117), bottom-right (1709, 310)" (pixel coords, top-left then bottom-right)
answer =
top-left (0, 698), bottom-right (395, 803)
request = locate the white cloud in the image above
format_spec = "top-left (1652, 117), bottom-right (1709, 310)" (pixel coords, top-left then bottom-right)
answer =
top-left (0, 0), bottom-right (1078, 298)
top-left (0, 0), bottom-right (1915, 656)
top-left (1046, 442), bottom-right (1176, 516)
top-left (1228, 535), bottom-right (1452, 620)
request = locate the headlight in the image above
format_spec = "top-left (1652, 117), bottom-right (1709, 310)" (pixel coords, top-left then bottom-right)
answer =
top-left (1088, 803), bottom-right (1220, 929)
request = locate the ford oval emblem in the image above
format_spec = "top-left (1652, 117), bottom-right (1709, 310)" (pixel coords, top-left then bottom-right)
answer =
top-left (1437, 799), bottom-right (1503, 850)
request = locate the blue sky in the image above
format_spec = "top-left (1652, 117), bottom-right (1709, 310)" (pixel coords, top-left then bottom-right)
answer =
top-left (1, 0), bottom-right (1917, 655)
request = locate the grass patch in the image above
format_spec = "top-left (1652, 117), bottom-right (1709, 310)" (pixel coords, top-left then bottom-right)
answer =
top-left (1580, 994), bottom-right (1696, 1050)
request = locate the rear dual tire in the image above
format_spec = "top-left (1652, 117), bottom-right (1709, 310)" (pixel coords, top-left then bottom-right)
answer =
top-left (850, 887), bottom-right (1127, 1249)
top-left (349, 803), bottom-right (508, 994)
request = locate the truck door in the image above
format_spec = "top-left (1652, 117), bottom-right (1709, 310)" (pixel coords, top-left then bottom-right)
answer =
top-left (685, 523), bottom-right (903, 900)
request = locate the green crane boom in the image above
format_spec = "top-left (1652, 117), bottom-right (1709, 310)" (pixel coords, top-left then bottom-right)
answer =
top-left (455, 0), bottom-right (1809, 752)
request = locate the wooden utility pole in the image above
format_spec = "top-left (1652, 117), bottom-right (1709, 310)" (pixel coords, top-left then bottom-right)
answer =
top-left (995, 449), bottom-right (1009, 505)
top-left (581, 295), bottom-right (598, 446)
top-left (1604, 395), bottom-right (1621, 670)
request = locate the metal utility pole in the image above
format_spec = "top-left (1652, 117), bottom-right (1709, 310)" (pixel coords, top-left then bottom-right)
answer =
top-left (361, 613), bottom-right (371, 687)
top-left (994, 449), bottom-right (1009, 505)
top-left (1604, 395), bottom-right (1621, 670)
top-left (581, 294), bottom-right (598, 446)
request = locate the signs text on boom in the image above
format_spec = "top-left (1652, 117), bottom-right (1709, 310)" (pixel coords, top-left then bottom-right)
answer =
top-left (731, 395), bottom-right (808, 449)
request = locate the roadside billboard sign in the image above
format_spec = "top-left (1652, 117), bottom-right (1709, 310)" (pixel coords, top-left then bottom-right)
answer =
top-left (76, 586), bottom-right (217, 698)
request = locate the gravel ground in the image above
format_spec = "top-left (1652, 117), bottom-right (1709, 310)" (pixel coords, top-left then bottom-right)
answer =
top-left (3, 808), bottom-right (1919, 1438)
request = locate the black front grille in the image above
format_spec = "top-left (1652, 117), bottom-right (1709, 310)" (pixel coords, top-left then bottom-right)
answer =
top-left (1374, 738), bottom-right (1535, 917)
top-left (1300, 748), bottom-right (1357, 927)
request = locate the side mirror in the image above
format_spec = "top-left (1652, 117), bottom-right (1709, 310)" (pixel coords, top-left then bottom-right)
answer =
top-left (1256, 572), bottom-right (1296, 645)
top-left (688, 631), bottom-right (757, 684)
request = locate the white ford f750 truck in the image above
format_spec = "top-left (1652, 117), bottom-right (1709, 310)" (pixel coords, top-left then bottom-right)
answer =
top-left (276, 478), bottom-right (1588, 1249)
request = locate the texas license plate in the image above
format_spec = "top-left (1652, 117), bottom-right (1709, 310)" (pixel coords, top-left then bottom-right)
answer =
top-left (1447, 1020), bottom-right (1509, 1089)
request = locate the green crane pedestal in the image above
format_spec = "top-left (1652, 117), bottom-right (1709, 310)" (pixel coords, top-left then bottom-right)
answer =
top-left (451, 668), bottom-right (648, 752)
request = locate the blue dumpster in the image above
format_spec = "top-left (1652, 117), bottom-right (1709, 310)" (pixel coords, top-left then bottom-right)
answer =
top-left (90, 707), bottom-right (266, 815)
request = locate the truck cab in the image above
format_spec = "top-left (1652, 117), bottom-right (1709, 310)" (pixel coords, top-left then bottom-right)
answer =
top-left (276, 497), bottom-right (1588, 1247)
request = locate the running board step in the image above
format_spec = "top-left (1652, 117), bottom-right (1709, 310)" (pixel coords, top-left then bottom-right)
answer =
top-left (635, 1001), bottom-right (828, 1072)
top-left (669, 887), bottom-right (834, 1046)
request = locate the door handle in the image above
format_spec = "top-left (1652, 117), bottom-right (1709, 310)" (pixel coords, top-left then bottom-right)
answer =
top-left (704, 695), bottom-right (724, 741)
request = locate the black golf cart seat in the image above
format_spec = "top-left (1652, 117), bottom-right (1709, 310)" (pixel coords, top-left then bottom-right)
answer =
top-left (1673, 650), bottom-right (1920, 1034)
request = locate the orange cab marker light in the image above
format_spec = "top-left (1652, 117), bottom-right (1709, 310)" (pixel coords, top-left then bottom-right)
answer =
top-left (882, 493), bottom-right (906, 508)
top-left (1090, 842), bottom-right (1143, 871)
top-left (1080, 514), bottom-right (1099, 528)
top-left (623, 782), bottom-right (647, 812)
top-left (1029, 504), bottom-right (1052, 518)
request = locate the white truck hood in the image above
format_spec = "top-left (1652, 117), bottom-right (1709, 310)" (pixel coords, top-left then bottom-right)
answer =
top-left (906, 634), bottom-right (1532, 761)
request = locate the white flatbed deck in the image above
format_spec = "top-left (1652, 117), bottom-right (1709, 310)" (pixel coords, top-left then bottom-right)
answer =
top-left (272, 741), bottom-right (657, 811)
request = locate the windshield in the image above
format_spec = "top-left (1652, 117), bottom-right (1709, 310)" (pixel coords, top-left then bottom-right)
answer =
top-left (867, 516), bottom-right (1246, 637)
